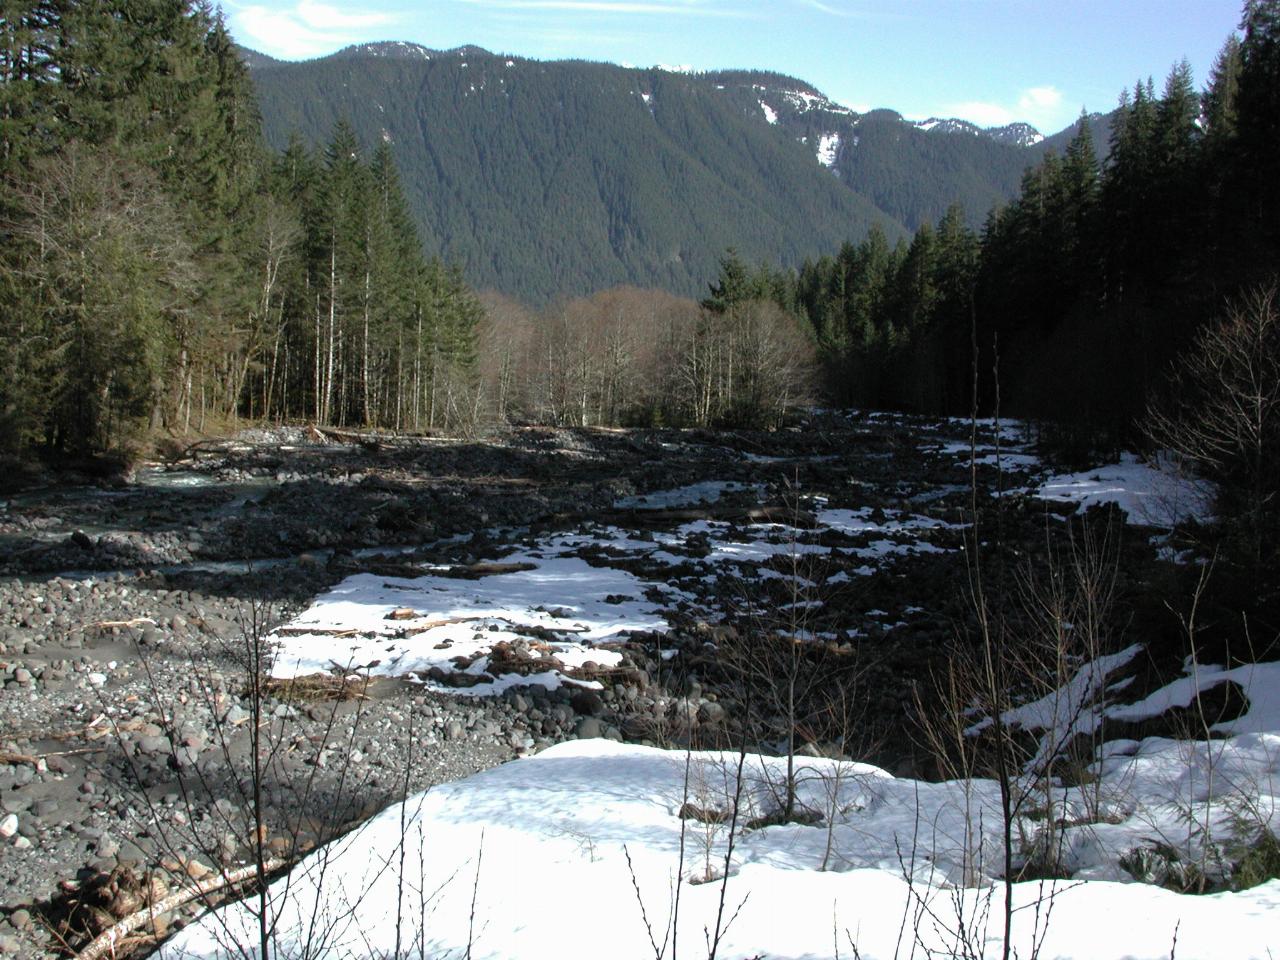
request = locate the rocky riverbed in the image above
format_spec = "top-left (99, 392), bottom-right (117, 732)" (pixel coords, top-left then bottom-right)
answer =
top-left (0, 413), bottom-right (1176, 958)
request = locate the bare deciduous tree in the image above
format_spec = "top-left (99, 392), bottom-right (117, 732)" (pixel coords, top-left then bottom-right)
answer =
top-left (1147, 283), bottom-right (1280, 571)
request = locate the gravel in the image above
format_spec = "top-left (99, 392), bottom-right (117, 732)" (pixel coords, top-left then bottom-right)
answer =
top-left (0, 414), bottom-right (1067, 958)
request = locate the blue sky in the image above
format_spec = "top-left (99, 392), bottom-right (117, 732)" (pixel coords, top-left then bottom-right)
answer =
top-left (226, 0), bottom-right (1243, 134)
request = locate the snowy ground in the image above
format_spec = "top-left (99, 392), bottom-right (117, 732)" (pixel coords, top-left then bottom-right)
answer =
top-left (268, 504), bottom-right (964, 693)
top-left (1036, 452), bottom-right (1215, 526)
top-left (165, 416), bottom-right (1280, 959)
top-left (269, 417), bottom-right (1209, 695)
top-left (163, 699), bottom-right (1279, 959)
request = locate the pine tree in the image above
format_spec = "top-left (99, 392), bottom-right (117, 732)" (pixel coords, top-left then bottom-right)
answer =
top-left (0, 0), bottom-right (56, 176)
top-left (889, 222), bottom-right (935, 335)
top-left (702, 248), bottom-right (754, 314)
top-left (1234, 0), bottom-right (1280, 261)
top-left (1202, 34), bottom-right (1243, 147)
top-left (1155, 59), bottom-right (1199, 171)
top-left (317, 118), bottom-right (370, 424)
top-left (364, 139), bottom-right (422, 426)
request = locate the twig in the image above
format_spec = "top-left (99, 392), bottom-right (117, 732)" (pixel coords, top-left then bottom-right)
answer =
top-left (465, 830), bottom-right (485, 960)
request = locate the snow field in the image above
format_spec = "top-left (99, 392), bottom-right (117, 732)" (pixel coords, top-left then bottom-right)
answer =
top-left (214, 417), bottom-right (1277, 959)
top-left (163, 734), bottom-right (1280, 960)
top-left (268, 499), bottom-right (963, 693)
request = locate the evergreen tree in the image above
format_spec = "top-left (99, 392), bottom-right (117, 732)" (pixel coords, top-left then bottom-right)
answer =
top-left (1203, 36), bottom-right (1243, 147)
top-left (1234, 0), bottom-right (1280, 264)
top-left (702, 248), bottom-right (755, 314)
top-left (0, 0), bottom-right (56, 176)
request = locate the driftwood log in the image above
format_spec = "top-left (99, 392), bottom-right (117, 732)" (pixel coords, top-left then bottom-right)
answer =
top-left (599, 504), bottom-right (818, 528)
top-left (75, 859), bottom-right (284, 960)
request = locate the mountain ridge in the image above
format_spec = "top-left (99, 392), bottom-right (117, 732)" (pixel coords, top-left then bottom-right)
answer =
top-left (242, 42), bottom-right (1105, 302)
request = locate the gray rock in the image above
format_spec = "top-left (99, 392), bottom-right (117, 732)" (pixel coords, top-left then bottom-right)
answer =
top-left (697, 701), bottom-right (726, 724)
top-left (223, 704), bottom-right (250, 726)
top-left (574, 717), bottom-right (604, 739)
top-left (570, 690), bottom-right (605, 717)
top-left (139, 735), bottom-right (171, 755)
top-left (1, 795), bottom-right (31, 815)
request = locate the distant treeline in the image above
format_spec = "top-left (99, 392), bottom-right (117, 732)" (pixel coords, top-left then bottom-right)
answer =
top-left (3, 1), bottom-right (1278, 458)
top-left (0, 2), bottom-right (481, 456)
top-left (736, 4), bottom-right (1280, 447)
top-left (476, 281), bottom-right (813, 431)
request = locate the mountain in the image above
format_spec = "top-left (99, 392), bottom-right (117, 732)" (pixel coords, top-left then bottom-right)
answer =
top-left (1040, 110), bottom-right (1116, 159)
top-left (244, 43), bottom-right (1091, 302)
top-left (721, 74), bottom-right (1053, 239)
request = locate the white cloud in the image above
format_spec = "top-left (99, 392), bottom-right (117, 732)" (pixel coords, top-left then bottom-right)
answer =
top-left (1018, 85), bottom-right (1063, 114)
top-left (940, 85), bottom-right (1068, 130)
top-left (228, 1), bottom-right (398, 60)
top-left (452, 0), bottom-right (750, 15)
top-left (944, 100), bottom-right (1014, 127)
top-left (296, 0), bottom-right (395, 29)
top-left (793, 0), bottom-right (849, 14)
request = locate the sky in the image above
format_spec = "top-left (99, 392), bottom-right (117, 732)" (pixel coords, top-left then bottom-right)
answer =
top-left (225, 0), bottom-right (1244, 135)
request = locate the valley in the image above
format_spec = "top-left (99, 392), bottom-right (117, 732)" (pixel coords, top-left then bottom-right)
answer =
top-left (0, 412), bottom-right (1248, 959)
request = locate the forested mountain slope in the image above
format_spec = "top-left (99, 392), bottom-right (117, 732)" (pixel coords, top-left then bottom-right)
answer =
top-left (246, 43), bottom-right (1088, 301)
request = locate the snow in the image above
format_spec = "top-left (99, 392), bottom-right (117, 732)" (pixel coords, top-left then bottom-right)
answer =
top-left (1109, 660), bottom-right (1280, 736)
top-left (164, 730), bottom-right (1280, 960)
top-left (819, 506), bottom-right (957, 536)
top-left (1037, 453), bottom-right (1214, 526)
top-left (268, 481), bottom-right (964, 692)
top-left (758, 100), bottom-right (778, 125)
top-left (614, 480), bottom-right (759, 510)
top-left (782, 89), bottom-right (851, 115)
top-left (157, 412), bottom-right (1280, 959)
top-left (817, 131), bottom-right (840, 167)
top-left (270, 547), bottom-right (671, 694)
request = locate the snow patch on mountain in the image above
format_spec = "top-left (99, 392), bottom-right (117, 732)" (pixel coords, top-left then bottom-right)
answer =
top-left (350, 41), bottom-right (433, 60)
top-left (817, 132), bottom-right (840, 167)
top-left (912, 116), bottom-right (1044, 147)
top-left (759, 100), bottom-right (778, 125)
top-left (986, 121), bottom-right (1045, 146)
top-left (914, 117), bottom-right (981, 136)
top-left (778, 89), bottom-right (849, 116)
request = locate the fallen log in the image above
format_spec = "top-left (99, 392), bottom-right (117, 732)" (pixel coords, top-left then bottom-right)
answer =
top-left (331, 559), bottom-right (539, 581)
top-left (427, 561), bottom-right (539, 579)
top-left (0, 746), bottom-right (108, 767)
top-left (273, 626), bottom-right (366, 638)
top-left (599, 504), bottom-right (818, 528)
top-left (398, 616), bottom-right (485, 636)
top-left (274, 615), bottom-right (483, 638)
top-left (89, 617), bottom-right (157, 631)
top-left (75, 859), bottom-right (284, 960)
